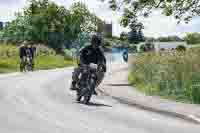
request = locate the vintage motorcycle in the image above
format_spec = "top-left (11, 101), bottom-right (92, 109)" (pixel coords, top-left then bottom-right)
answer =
top-left (76, 63), bottom-right (105, 104)
top-left (24, 56), bottom-right (33, 72)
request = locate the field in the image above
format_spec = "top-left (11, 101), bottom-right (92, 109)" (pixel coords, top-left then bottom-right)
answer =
top-left (0, 44), bottom-right (74, 73)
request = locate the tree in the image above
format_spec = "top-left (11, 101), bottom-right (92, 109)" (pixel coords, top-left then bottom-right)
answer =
top-left (127, 21), bottom-right (144, 43)
top-left (138, 29), bottom-right (145, 42)
top-left (184, 32), bottom-right (200, 44)
top-left (120, 32), bottom-right (128, 41)
top-left (140, 44), bottom-right (146, 52)
top-left (70, 2), bottom-right (98, 34)
top-left (169, 36), bottom-right (183, 42)
top-left (104, 0), bottom-right (200, 27)
top-left (176, 45), bottom-right (186, 51)
top-left (157, 36), bottom-right (183, 42)
top-left (145, 37), bottom-right (156, 42)
top-left (128, 28), bottom-right (139, 43)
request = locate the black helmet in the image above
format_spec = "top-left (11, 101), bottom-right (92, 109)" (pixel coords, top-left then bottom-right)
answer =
top-left (91, 34), bottom-right (101, 46)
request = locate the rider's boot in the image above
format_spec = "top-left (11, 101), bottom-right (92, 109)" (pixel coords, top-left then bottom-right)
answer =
top-left (93, 89), bottom-right (98, 95)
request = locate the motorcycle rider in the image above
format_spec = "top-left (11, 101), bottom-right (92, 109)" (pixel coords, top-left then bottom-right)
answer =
top-left (19, 41), bottom-right (28, 72)
top-left (28, 43), bottom-right (36, 71)
top-left (32, 44), bottom-right (37, 70)
top-left (19, 41), bottom-right (33, 72)
top-left (70, 34), bottom-right (106, 95)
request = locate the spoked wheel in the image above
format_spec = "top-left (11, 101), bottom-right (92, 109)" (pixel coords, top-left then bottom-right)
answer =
top-left (76, 88), bottom-right (92, 104)
top-left (83, 91), bottom-right (92, 104)
top-left (24, 63), bottom-right (29, 72)
top-left (27, 65), bottom-right (32, 72)
top-left (83, 80), bottom-right (95, 104)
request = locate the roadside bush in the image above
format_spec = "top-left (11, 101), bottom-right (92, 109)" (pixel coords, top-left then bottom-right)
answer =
top-left (129, 45), bottom-right (137, 53)
top-left (104, 39), bottom-right (112, 48)
top-left (129, 48), bottom-right (200, 104)
top-left (176, 45), bottom-right (186, 52)
top-left (145, 42), bottom-right (155, 51)
top-left (63, 49), bottom-right (74, 60)
top-left (139, 44), bottom-right (145, 52)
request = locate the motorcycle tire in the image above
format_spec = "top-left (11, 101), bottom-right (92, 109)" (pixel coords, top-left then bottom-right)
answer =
top-left (83, 91), bottom-right (92, 104)
top-left (76, 89), bottom-right (82, 102)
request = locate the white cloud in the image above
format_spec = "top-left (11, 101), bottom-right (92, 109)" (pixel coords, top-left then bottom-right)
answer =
top-left (141, 11), bottom-right (177, 37)
top-left (0, 0), bottom-right (26, 21)
top-left (0, 0), bottom-right (22, 5)
top-left (141, 11), bottom-right (200, 37)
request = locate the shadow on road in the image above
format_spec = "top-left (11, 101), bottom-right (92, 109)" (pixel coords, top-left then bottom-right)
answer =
top-left (87, 102), bottom-right (112, 107)
top-left (106, 83), bottom-right (131, 87)
top-left (78, 101), bottom-right (112, 107)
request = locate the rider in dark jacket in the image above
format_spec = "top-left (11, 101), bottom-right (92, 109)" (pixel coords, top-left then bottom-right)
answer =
top-left (19, 42), bottom-right (27, 59)
top-left (19, 41), bottom-right (35, 72)
top-left (19, 41), bottom-right (28, 72)
top-left (70, 34), bottom-right (106, 94)
top-left (28, 44), bottom-right (37, 71)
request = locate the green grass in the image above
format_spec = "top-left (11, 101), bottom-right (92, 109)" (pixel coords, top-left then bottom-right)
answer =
top-left (35, 55), bottom-right (74, 70)
top-left (129, 49), bottom-right (200, 104)
top-left (0, 44), bottom-right (74, 73)
top-left (0, 58), bottom-right (19, 73)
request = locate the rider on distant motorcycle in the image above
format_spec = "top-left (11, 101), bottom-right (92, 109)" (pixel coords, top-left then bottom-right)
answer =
top-left (19, 41), bottom-right (27, 72)
top-left (70, 34), bottom-right (107, 95)
top-left (19, 41), bottom-right (34, 72)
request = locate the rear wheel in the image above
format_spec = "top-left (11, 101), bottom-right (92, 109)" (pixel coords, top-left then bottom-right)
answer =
top-left (76, 89), bottom-right (82, 102)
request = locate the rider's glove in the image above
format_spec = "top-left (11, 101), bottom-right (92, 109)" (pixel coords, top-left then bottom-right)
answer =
top-left (99, 64), bottom-right (106, 72)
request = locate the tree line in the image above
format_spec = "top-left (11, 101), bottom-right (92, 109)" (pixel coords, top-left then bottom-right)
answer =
top-left (120, 32), bottom-right (200, 45)
top-left (0, 0), bottom-right (100, 53)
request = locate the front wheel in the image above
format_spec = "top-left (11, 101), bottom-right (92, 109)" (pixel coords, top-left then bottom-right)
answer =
top-left (27, 65), bottom-right (32, 72)
top-left (83, 91), bottom-right (92, 104)
top-left (83, 78), bottom-right (95, 104)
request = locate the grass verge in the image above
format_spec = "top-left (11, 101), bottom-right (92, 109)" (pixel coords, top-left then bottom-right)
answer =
top-left (129, 49), bottom-right (200, 104)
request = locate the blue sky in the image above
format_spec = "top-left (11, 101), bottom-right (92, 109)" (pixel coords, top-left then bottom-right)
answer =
top-left (0, 0), bottom-right (200, 37)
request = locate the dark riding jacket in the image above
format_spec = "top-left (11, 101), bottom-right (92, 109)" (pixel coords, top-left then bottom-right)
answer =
top-left (79, 45), bottom-right (106, 66)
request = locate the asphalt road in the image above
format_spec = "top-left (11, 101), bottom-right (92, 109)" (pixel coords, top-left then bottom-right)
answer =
top-left (0, 57), bottom-right (200, 132)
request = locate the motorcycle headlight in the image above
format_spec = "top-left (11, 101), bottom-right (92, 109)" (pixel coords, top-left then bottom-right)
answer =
top-left (90, 63), bottom-right (98, 69)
